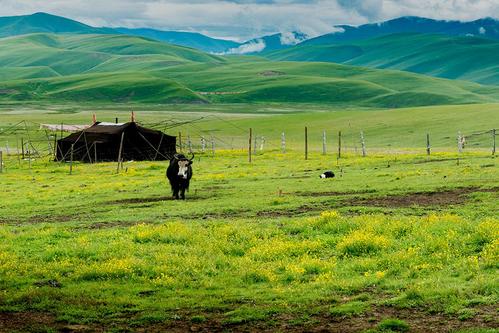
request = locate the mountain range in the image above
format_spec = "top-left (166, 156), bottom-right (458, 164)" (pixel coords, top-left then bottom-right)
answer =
top-left (0, 12), bottom-right (498, 106)
top-left (1, 12), bottom-right (498, 54)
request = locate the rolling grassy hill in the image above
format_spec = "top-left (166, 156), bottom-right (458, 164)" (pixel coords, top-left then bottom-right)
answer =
top-left (1, 33), bottom-right (499, 107)
top-left (265, 33), bottom-right (499, 85)
top-left (0, 12), bottom-right (114, 37)
top-left (0, 33), bottom-right (224, 77)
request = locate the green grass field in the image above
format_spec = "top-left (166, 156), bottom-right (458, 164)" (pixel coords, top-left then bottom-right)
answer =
top-left (1, 28), bottom-right (498, 332)
top-left (0, 103), bottom-right (498, 332)
top-left (0, 148), bottom-right (497, 332)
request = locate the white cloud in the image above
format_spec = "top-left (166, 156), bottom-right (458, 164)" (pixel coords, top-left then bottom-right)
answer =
top-left (479, 26), bottom-right (486, 34)
top-left (279, 32), bottom-right (306, 45)
top-left (222, 39), bottom-right (266, 54)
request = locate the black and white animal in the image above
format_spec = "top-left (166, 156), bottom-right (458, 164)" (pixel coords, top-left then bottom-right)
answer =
top-left (166, 153), bottom-right (194, 200)
top-left (320, 171), bottom-right (335, 178)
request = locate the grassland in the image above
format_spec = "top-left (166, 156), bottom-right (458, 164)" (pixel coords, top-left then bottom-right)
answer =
top-left (0, 147), bottom-right (498, 332)
top-left (0, 103), bottom-right (498, 332)
top-left (1, 103), bottom-right (498, 155)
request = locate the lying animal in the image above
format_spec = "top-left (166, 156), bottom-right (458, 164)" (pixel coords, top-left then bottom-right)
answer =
top-left (320, 171), bottom-right (335, 178)
top-left (166, 153), bottom-right (194, 199)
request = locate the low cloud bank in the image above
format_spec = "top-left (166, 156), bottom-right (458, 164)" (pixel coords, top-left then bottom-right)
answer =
top-left (221, 39), bottom-right (266, 54)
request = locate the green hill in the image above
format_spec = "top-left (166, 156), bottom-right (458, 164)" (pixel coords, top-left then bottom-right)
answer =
top-left (0, 72), bottom-right (207, 104)
top-left (0, 12), bottom-right (114, 37)
top-left (0, 33), bottom-right (225, 77)
top-left (153, 61), bottom-right (499, 107)
top-left (1, 33), bottom-right (499, 107)
top-left (265, 33), bottom-right (499, 85)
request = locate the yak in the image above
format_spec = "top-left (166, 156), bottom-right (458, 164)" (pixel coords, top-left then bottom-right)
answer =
top-left (166, 153), bottom-right (194, 200)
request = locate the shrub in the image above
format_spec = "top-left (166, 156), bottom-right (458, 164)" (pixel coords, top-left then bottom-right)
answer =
top-left (377, 318), bottom-right (410, 332)
top-left (336, 230), bottom-right (390, 256)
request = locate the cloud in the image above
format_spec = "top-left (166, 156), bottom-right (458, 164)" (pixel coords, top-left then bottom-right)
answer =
top-left (222, 39), bottom-right (266, 54)
top-left (479, 26), bottom-right (486, 34)
top-left (279, 32), bottom-right (307, 45)
top-left (0, 0), bottom-right (497, 41)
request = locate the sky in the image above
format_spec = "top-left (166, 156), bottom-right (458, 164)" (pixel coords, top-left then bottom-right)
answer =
top-left (1, 0), bottom-right (498, 41)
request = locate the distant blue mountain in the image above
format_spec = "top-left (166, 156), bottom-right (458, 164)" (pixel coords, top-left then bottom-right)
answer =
top-left (0, 13), bottom-right (240, 53)
top-left (304, 16), bottom-right (499, 45)
top-left (0, 12), bottom-right (114, 37)
top-left (115, 28), bottom-right (240, 53)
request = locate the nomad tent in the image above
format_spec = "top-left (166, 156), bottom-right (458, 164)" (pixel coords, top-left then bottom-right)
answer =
top-left (56, 122), bottom-right (176, 162)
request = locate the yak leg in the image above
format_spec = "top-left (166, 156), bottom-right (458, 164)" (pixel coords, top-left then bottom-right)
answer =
top-left (180, 187), bottom-right (186, 200)
top-left (172, 185), bottom-right (180, 199)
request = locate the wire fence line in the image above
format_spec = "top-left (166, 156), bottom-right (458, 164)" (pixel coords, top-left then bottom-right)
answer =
top-left (0, 119), bottom-right (497, 163)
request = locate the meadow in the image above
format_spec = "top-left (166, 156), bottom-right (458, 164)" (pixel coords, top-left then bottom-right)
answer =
top-left (0, 137), bottom-right (498, 332)
top-left (1, 13), bottom-right (498, 333)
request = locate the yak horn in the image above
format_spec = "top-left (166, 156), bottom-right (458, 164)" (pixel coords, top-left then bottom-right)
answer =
top-left (188, 152), bottom-right (195, 161)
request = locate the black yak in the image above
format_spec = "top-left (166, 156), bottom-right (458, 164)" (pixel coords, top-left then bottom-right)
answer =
top-left (166, 153), bottom-right (194, 200)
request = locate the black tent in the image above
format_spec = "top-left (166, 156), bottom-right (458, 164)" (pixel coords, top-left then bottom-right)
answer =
top-left (56, 122), bottom-right (176, 162)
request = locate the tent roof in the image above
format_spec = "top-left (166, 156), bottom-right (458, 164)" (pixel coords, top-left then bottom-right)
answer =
top-left (59, 122), bottom-right (176, 141)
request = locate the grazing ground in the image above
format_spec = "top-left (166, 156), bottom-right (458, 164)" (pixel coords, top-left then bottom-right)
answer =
top-left (0, 103), bottom-right (498, 153)
top-left (0, 149), bottom-right (498, 332)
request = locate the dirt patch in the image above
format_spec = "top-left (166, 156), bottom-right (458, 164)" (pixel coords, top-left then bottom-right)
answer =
top-left (257, 204), bottom-right (322, 218)
top-left (107, 196), bottom-right (172, 205)
top-left (141, 305), bottom-right (498, 333)
top-left (342, 187), bottom-right (498, 208)
top-left (0, 214), bottom-right (77, 225)
top-left (1, 305), bottom-right (497, 333)
top-left (0, 311), bottom-right (101, 333)
top-left (259, 70), bottom-right (286, 76)
top-left (296, 189), bottom-right (377, 197)
top-left (182, 209), bottom-right (250, 220)
top-left (84, 220), bottom-right (145, 229)
top-left (0, 89), bottom-right (18, 95)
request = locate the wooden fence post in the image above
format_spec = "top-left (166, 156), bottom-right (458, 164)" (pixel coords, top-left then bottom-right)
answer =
top-left (21, 138), bottom-right (24, 159)
top-left (211, 136), bottom-right (215, 156)
top-left (458, 131), bottom-right (463, 153)
top-left (178, 132), bottom-right (183, 152)
top-left (492, 129), bottom-right (496, 156)
top-left (322, 130), bottom-right (326, 155)
top-left (16, 138), bottom-right (20, 166)
top-left (249, 128), bottom-right (252, 163)
top-left (360, 131), bottom-right (366, 157)
top-left (426, 133), bottom-right (431, 156)
top-left (27, 143), bottom-right (31, 170)
top-left (117, 132), bottom-right (125, 174)
top-left (304, 127), bottom-right (308, 160)
top-left (201, 136), bottom-right (206, 152)
top-left (5, 141), bottom-right (9, 155)
top-left (281, 132), bottom-right (286, 153)
top-left (53, 134), bottom-right (58, 161)
top-left (338, 131), bottom-right (342, 159)
top-left (0, 150), bottom-right (3, 173)
top-left (260, 136), bottom-right (265, 151)
top-left (69, 144), bottom-right (74, 175)
top-left (187, 135), bottom-right (192, 154)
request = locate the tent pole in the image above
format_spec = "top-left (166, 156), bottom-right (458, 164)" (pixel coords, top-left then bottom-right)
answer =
top-left (154, 133), bottom-right (164, 161)
top-left (117, 132), bottom-right (125, 174)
